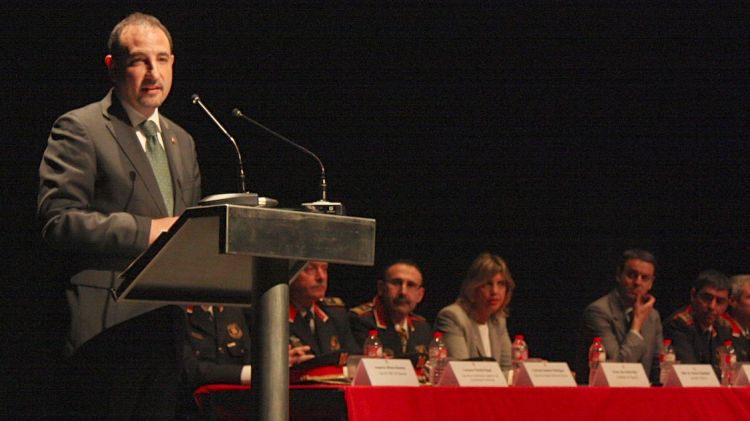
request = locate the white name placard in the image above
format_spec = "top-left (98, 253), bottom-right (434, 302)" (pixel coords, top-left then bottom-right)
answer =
top-left (513, 361), bottom-right (576, 387)
top-left (438, 361), bottom-right (507, 387)
top-left (663, 364), bottom-right (719, 387)
top-left (589, 362), bottom-right (649, 387)
top-left (732, 364), bottom-right (750, 386)
top-left (352, 358), bottom-right (420, 386)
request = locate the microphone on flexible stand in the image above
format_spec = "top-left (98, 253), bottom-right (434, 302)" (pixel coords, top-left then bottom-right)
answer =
top-left (232, 108), bottom-right (344, 215)
top-left (191, 95), bottom-right (276, 207)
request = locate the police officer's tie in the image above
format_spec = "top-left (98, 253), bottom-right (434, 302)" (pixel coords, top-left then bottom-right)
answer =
top-left (396, 323), bottom-right (408, 354)
top-left (304, 310), bottom-right (316, 335)
top-left (304, 311), bottom-right (323, 353)
top-left (141, 120), bottom-right (173, 215)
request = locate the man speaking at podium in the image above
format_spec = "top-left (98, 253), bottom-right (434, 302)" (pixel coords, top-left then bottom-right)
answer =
top-left (38, 12), bottom-right (201, 418)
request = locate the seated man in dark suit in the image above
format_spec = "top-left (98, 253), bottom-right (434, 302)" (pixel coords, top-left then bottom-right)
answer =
top-left (38, 12), bottom-right (201, 418)
top-left (289, 261), bottom-right (360, 355)
top-left (664, 270), bottom-right (734, 375)
top-left (349, 260), bottom-right (431, 357)
top-left (578, 249), bottom-right (663, 384)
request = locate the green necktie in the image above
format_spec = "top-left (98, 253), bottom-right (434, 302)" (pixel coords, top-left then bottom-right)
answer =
top-left (141, 120), bottom-right (174, 215)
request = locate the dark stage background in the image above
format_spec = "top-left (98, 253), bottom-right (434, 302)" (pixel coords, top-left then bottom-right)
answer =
top-left (2, 4), bottom-right (748, 415)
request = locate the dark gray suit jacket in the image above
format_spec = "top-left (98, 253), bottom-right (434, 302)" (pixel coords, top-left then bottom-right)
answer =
top-left (579, 289), bottom-right (663, 383)
top-left (38, 90), bottom-right (201, 355)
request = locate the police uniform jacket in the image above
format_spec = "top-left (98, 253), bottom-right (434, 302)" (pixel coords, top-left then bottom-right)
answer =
top-left (183, 305), bottom-right (252, 388)
top-left (663, 305), bottom-right (734, 375)
top-left (720, 312), bottom-right (750, 363)
top-left (290, 297), bottom-right (360, 356)
top-left (349, 295), bottom-right (432, 357)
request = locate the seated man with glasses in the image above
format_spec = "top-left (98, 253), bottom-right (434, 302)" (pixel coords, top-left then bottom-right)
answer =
top-left (664, 269), bottom-right (734, 376)
top-left (578, 249), bottom-right (663, 384)
top-left (349, 260), bottom-right (431, 358)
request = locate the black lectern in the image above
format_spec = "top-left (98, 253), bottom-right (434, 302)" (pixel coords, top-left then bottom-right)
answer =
top-left (115, 204), bottom-right (376, 421)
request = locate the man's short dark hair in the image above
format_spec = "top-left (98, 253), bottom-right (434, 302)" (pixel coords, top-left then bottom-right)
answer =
top-left (108, 12), bottom-right (173, 61)
top-left (692, 269), bottom-right (730, 292)
top-left (616, 249), bottom-right (657, 276)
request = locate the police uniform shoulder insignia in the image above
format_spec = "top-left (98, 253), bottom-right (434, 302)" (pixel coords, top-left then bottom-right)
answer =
top-left (411, 313), bottom-right (427, 322)
top-left (675, 309), bottom-right (694, 326)
top-left (321, 297), bottom-right (346, 307)
top-left (350, 302), bottom-right (374, 315)
top-left (720, 313), bottom-right (742, 336)
top-left (717, 314), bottom-right (738, 333)
top-left (227, 322), bottom-right (244, 339)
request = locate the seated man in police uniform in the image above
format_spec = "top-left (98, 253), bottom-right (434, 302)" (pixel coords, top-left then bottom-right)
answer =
top-left (289, 261), bottom-right (360, 355)
top-left (721, 274), bottom-right (750, 362)
top-left (663, 270), bottom-right (734, 375)
top-left (180, 305), bottom-right (314, 415)
top-left (349, 260), bottom-right (431, 357)
top-left (183, 305), bottom-right (315, 387)
top-left (183, 305), bottom-right (254, 388)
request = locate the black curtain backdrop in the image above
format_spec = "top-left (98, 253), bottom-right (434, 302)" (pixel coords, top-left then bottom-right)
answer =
top-left (2, 4), bottom-right (748, 416)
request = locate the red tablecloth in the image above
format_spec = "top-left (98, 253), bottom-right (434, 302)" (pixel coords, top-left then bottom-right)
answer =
top-left (195, 384), bottom-right (750, 420)
top-left (344, 386), bottom-right (750, 421)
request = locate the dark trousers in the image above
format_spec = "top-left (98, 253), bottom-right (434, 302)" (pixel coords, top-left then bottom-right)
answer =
top-left (53, 305), bottom-right (186, 419)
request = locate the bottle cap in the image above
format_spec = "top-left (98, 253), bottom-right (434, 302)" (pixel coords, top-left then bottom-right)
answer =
top-left (663, 338), bottom-right (672, 346)
top-left (433, 331), bottom-right (444, 338)
top-left (515, 334), bottom-right (524, 341)
top-left (368, 329), bottom-right (378, 337)
top-left (724, 340), bottom-right (733, 347)
top-left (593, 336), bottom-right (602, 342)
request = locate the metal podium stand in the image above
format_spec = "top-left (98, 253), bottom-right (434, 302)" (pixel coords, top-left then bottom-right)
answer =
top-left (115, 204), bottom-right (376, 421)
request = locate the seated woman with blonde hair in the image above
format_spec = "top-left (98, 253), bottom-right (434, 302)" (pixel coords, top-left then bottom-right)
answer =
top-left (434, 253), bottom-right (515, 377)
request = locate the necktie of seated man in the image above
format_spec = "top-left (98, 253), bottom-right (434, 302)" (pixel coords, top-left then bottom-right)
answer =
top-left (396, 323), bottom-right (408, 354)
top-left (141, 120), bottom-right (174, 215)
top-left (304, 311), bottom-right (316, 335)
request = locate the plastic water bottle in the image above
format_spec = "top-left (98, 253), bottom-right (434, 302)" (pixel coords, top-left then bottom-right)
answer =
top-left (511, 334), bottom-right (529, 369)
top-left (718, 339), bottom-right (737, 386)
top-left (659, 338), bottom-right (676, 385)
top-left (363, 329), bottom-right (384, 358)
top-left (428, 331), bottom-right (448, 385)
top-left (510, 334), bottom-right (529, 385)
top-left (588, 336), bottom-right (606, 385)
